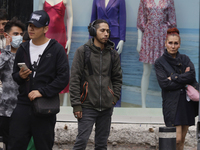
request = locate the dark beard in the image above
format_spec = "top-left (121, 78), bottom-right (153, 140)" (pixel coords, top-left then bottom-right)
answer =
top-left (96, 37), bottom-right (107, 45)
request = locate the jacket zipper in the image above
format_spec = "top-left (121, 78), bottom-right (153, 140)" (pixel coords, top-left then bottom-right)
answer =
top-left (99, 51), bottom-right (102, 111)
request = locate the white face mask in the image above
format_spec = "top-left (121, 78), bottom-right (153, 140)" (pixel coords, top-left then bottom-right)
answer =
top-left (10, 35), bottom-right (23, 48)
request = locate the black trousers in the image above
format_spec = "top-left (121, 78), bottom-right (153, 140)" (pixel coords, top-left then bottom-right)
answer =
top-left (73, 107), bottom-right (113, 150)
top-left (7, 104), bottom-right (56, 150)
top-left (0, 116), bottom-right (10, 146)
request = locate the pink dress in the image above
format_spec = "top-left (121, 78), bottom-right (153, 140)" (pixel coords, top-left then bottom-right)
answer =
top-left (137, 0), bottom-right (176, 64)
top-left (44, 1), bottom-right (69, 93)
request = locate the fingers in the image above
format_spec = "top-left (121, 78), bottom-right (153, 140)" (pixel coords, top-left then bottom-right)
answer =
top-left (28, 90), bottom-right (42, 101)
top-left (167, 77), bottom-right (171, 80)
top-left (80, 111), bottom-right (82, 118)
top-left (74, 111), bottom-right (82, 119)
top-left (5, 36), bottom-right (11, 45)
top-left (19, 68), bottom-right (32, 79)
top-left (185, 67), bottom-right (190, 72)
top-left (28, 92), bottom-right (36, 101)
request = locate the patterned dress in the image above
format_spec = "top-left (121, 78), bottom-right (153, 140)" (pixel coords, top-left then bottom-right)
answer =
top-left (137, 0), bottom-right (176, 64)
top-left (0, 45), bottom-right (19, 117)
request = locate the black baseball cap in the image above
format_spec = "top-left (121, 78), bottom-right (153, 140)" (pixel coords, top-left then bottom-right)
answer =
top-left (27, 10), bottom-right (50, 27)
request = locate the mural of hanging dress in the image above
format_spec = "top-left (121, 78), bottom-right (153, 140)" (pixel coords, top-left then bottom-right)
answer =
top-left (44, 0), bottom-right (69, 93)
top-left (137, 0), bottom-right (176, 64)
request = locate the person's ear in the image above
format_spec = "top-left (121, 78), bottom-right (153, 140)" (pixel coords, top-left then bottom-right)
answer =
top-left (43, 26), bottom-right (49, 34)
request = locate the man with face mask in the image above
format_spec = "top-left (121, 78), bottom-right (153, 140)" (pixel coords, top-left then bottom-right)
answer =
top-left (0, 17), bottom-right (25, 148)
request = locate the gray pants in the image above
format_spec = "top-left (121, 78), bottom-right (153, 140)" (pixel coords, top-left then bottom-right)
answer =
top-left (73, 107), bottom-right (113, 150)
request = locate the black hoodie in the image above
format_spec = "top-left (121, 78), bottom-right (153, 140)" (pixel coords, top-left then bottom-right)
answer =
top-left (12, 39), bottom-right (69, 105)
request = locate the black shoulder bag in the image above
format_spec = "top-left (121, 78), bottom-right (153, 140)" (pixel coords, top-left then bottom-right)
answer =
top-left (33, 95), bottom-right (60, 116)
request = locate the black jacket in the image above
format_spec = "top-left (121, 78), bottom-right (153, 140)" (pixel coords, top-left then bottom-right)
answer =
top-left (155, 49), bottom-right (196, 127)
top-left (12, 39), bottom-right (69, 105)
top-left (70, 38), bottom-right (122, 112)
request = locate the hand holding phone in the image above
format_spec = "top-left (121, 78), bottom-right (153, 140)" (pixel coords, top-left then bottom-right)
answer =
top-left (18, 63), bottom-right (32, 79)
top-left (18, 63), bottom-right (29, 71)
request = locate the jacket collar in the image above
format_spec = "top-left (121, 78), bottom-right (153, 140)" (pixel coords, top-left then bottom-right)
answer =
top-left (86, 38), bottom-right (115, 53)
top-left (163, 49), bottom-right (181, 66)
top-left (163, 49), bottom-right (185, 74)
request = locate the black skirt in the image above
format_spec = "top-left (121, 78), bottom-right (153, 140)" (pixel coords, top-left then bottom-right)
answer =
top-left (174, 89), bottom-right (195, 126)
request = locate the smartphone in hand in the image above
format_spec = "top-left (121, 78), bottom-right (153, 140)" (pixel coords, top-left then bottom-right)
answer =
top-left (18, 63), bottom-right (29, 71)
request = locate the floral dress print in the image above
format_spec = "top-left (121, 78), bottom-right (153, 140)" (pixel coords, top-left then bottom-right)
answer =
top-left (137, 0), bottom-right (176, 64)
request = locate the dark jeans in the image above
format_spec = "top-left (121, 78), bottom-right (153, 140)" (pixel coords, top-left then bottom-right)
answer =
top-left (7, 104), bottom-right (56, 150)
top-left (0, 116), bottom-right (10, 146)
top-left (73, 107), bottom-right (113, 150)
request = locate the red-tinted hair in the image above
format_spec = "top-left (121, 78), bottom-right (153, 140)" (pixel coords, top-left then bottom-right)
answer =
top-left (167, 27), bottom-right (179, 35)
top-left (166, 27), bottom-right (180, 41)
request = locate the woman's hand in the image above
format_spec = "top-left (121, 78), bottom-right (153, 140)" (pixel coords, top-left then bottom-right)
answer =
top-left (167, 67), bottom-right (190, 81)
top-left (185, 67), bottom-right (190, 72)
top-left (167, 77), bottom-right (171, 80)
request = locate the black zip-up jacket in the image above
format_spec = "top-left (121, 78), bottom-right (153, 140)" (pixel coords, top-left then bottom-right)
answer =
top-left (12, 39), bottom-right (69, 105)
top-left (70, 38), bottom-right (122, 112)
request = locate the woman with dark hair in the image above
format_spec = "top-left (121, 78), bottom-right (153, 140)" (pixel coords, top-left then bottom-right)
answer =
top-left (155, 28), bottom-right (198, 150)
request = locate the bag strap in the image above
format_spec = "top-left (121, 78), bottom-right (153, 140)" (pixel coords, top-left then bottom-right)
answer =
top-left (83, 44), bottom-right (114, 77)
top-left (108, 48), bottom-right (115, 77)
top-left (23, 52), bottom-right (31, 93)
top-left (84, 45), bottom-right (93, 76)
top-left (80, 45), bottom-right (91, 94)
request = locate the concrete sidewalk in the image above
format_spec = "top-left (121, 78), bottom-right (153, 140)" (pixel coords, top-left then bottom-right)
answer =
top-left (53, 143), bottom-right (156, 150)
top-left (56, 102), bottom-right (198, 150)
top-left (53, 122), bottom-right (197, 150)
top-left (55, 106), bottom-right (198, 150)
top-left (53, 144), bottom-right (197, 150)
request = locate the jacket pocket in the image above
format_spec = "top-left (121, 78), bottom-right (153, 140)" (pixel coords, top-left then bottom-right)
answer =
top-left (80, 81), bottom-right (88, 103)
